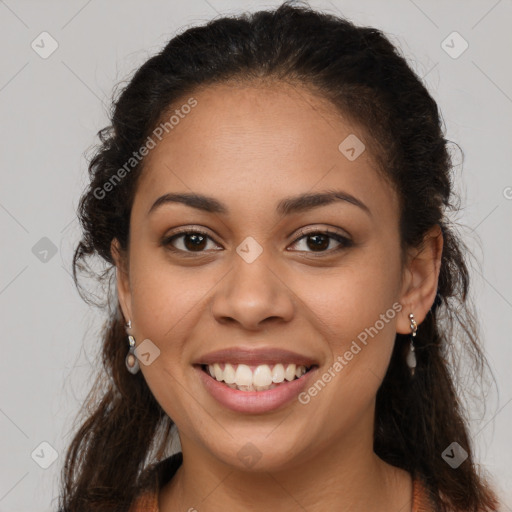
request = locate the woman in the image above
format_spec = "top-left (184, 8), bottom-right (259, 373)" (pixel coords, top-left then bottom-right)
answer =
top-left (58, 2), bottom-right (500, 511)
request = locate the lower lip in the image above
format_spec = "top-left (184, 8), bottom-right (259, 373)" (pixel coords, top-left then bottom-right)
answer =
top-left (195, 365), bottom-right (318, 414)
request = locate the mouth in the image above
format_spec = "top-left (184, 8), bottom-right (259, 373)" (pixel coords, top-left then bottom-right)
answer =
top-left (198, 362), bottom-right (318, 392)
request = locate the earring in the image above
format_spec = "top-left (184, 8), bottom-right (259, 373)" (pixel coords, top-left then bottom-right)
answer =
top-left (125, 320), bottom-right (140, 374)
top-left (406, 313), bottom-right (417, 376)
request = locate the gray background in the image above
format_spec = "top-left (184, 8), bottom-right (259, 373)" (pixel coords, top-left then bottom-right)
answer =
top-left (0, 0), bottom-right (511, 510)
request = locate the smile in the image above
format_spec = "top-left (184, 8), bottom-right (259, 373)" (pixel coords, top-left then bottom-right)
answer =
top-left (202, 363), bottom-right (313, 391)
top-left (196, 362), bottom-right (318, 414)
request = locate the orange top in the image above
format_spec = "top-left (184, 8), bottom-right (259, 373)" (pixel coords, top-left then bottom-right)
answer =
top-left (129, 453), bottom-right (435, 511)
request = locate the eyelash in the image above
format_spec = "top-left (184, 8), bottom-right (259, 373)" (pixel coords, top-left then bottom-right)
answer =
top-left (161, 227), bottom-right (353, 257)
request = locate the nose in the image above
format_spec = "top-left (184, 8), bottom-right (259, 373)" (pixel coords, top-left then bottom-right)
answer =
top-left (210, 250), bottom-right (295, 332)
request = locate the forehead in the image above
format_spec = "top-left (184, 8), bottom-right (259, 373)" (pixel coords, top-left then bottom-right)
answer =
top-left (134, 81), bottom-right (398, 223)
top-left (149, 80), bottom-right (364, 163)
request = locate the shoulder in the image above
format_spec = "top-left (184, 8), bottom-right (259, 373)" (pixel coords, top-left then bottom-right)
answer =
top-left (129, 452), bottom-right (183, 512)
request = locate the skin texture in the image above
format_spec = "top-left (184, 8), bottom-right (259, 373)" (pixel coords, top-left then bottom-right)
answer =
top-left (112, 81), bottom-right (443, 511)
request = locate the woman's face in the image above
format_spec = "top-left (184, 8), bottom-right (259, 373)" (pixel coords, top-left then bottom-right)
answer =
top-left (114, 81), bottom-right (418, 471)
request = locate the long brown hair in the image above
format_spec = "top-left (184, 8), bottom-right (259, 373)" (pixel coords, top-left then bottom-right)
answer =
top-left (58, 2), bottom-right (500, 510)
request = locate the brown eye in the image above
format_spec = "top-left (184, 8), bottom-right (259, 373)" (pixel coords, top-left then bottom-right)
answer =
top-left (181, 233), bottom-right (208, 251)
top-left (161, 228), bottom-right (352, 256)
top-left (162, 230), bottom-right (219, 253)
top-left (289, 230), bottom-right (353, 254)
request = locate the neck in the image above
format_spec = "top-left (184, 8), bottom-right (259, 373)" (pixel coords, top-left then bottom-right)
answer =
top-left (159, 415), bottom-right (412, 511)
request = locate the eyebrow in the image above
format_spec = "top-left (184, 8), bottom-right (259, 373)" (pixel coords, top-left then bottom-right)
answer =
top-left (147, 189), bottom-right (372, 218)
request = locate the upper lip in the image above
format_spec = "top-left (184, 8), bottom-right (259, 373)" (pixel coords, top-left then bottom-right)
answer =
top-left (194, 347), bottom-right (318, 367)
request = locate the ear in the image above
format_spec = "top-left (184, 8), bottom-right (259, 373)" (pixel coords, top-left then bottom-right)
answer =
top-left (396, 224), bottom-right (443, 334)
top-left (111, 238), bottom-right (132, 324)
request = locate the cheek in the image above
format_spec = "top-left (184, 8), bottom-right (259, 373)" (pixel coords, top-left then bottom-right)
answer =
top-left (126, 251), bottom-right (213, 428)
top-left (128, 244), bottom-right (209, 340)
top-left (301, 247), bottom-right (401, 346)
top-left (296, 262), bottom-right (401, 434)
top-left (296, 242), bottom-right (402, 414)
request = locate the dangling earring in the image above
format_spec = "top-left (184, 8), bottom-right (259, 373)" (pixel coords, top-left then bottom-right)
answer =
top-left (406, 313), bottom-right (418, 377)
top-left (125, 319), bottom-right (140, 374)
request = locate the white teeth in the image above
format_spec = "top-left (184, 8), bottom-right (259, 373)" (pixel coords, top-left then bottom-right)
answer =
top-left (295, 365), bottom-right (307, 378)
top-left (253, 365), bottom-right (272, 387)
top-left (235, 364), bottom-right (253, 387)
top-left (271, 363), bottom-right (285, 383)
top-left (213, 363), bottom-right (223, 381)
top-left (238, 384), bottom-right (255, 391)
top-left (205, 362), bottom-right (310, 390)
top-left (285, 364), bottom-right (297, 381)
top-left (223, 363), bottom-right (236, 384)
